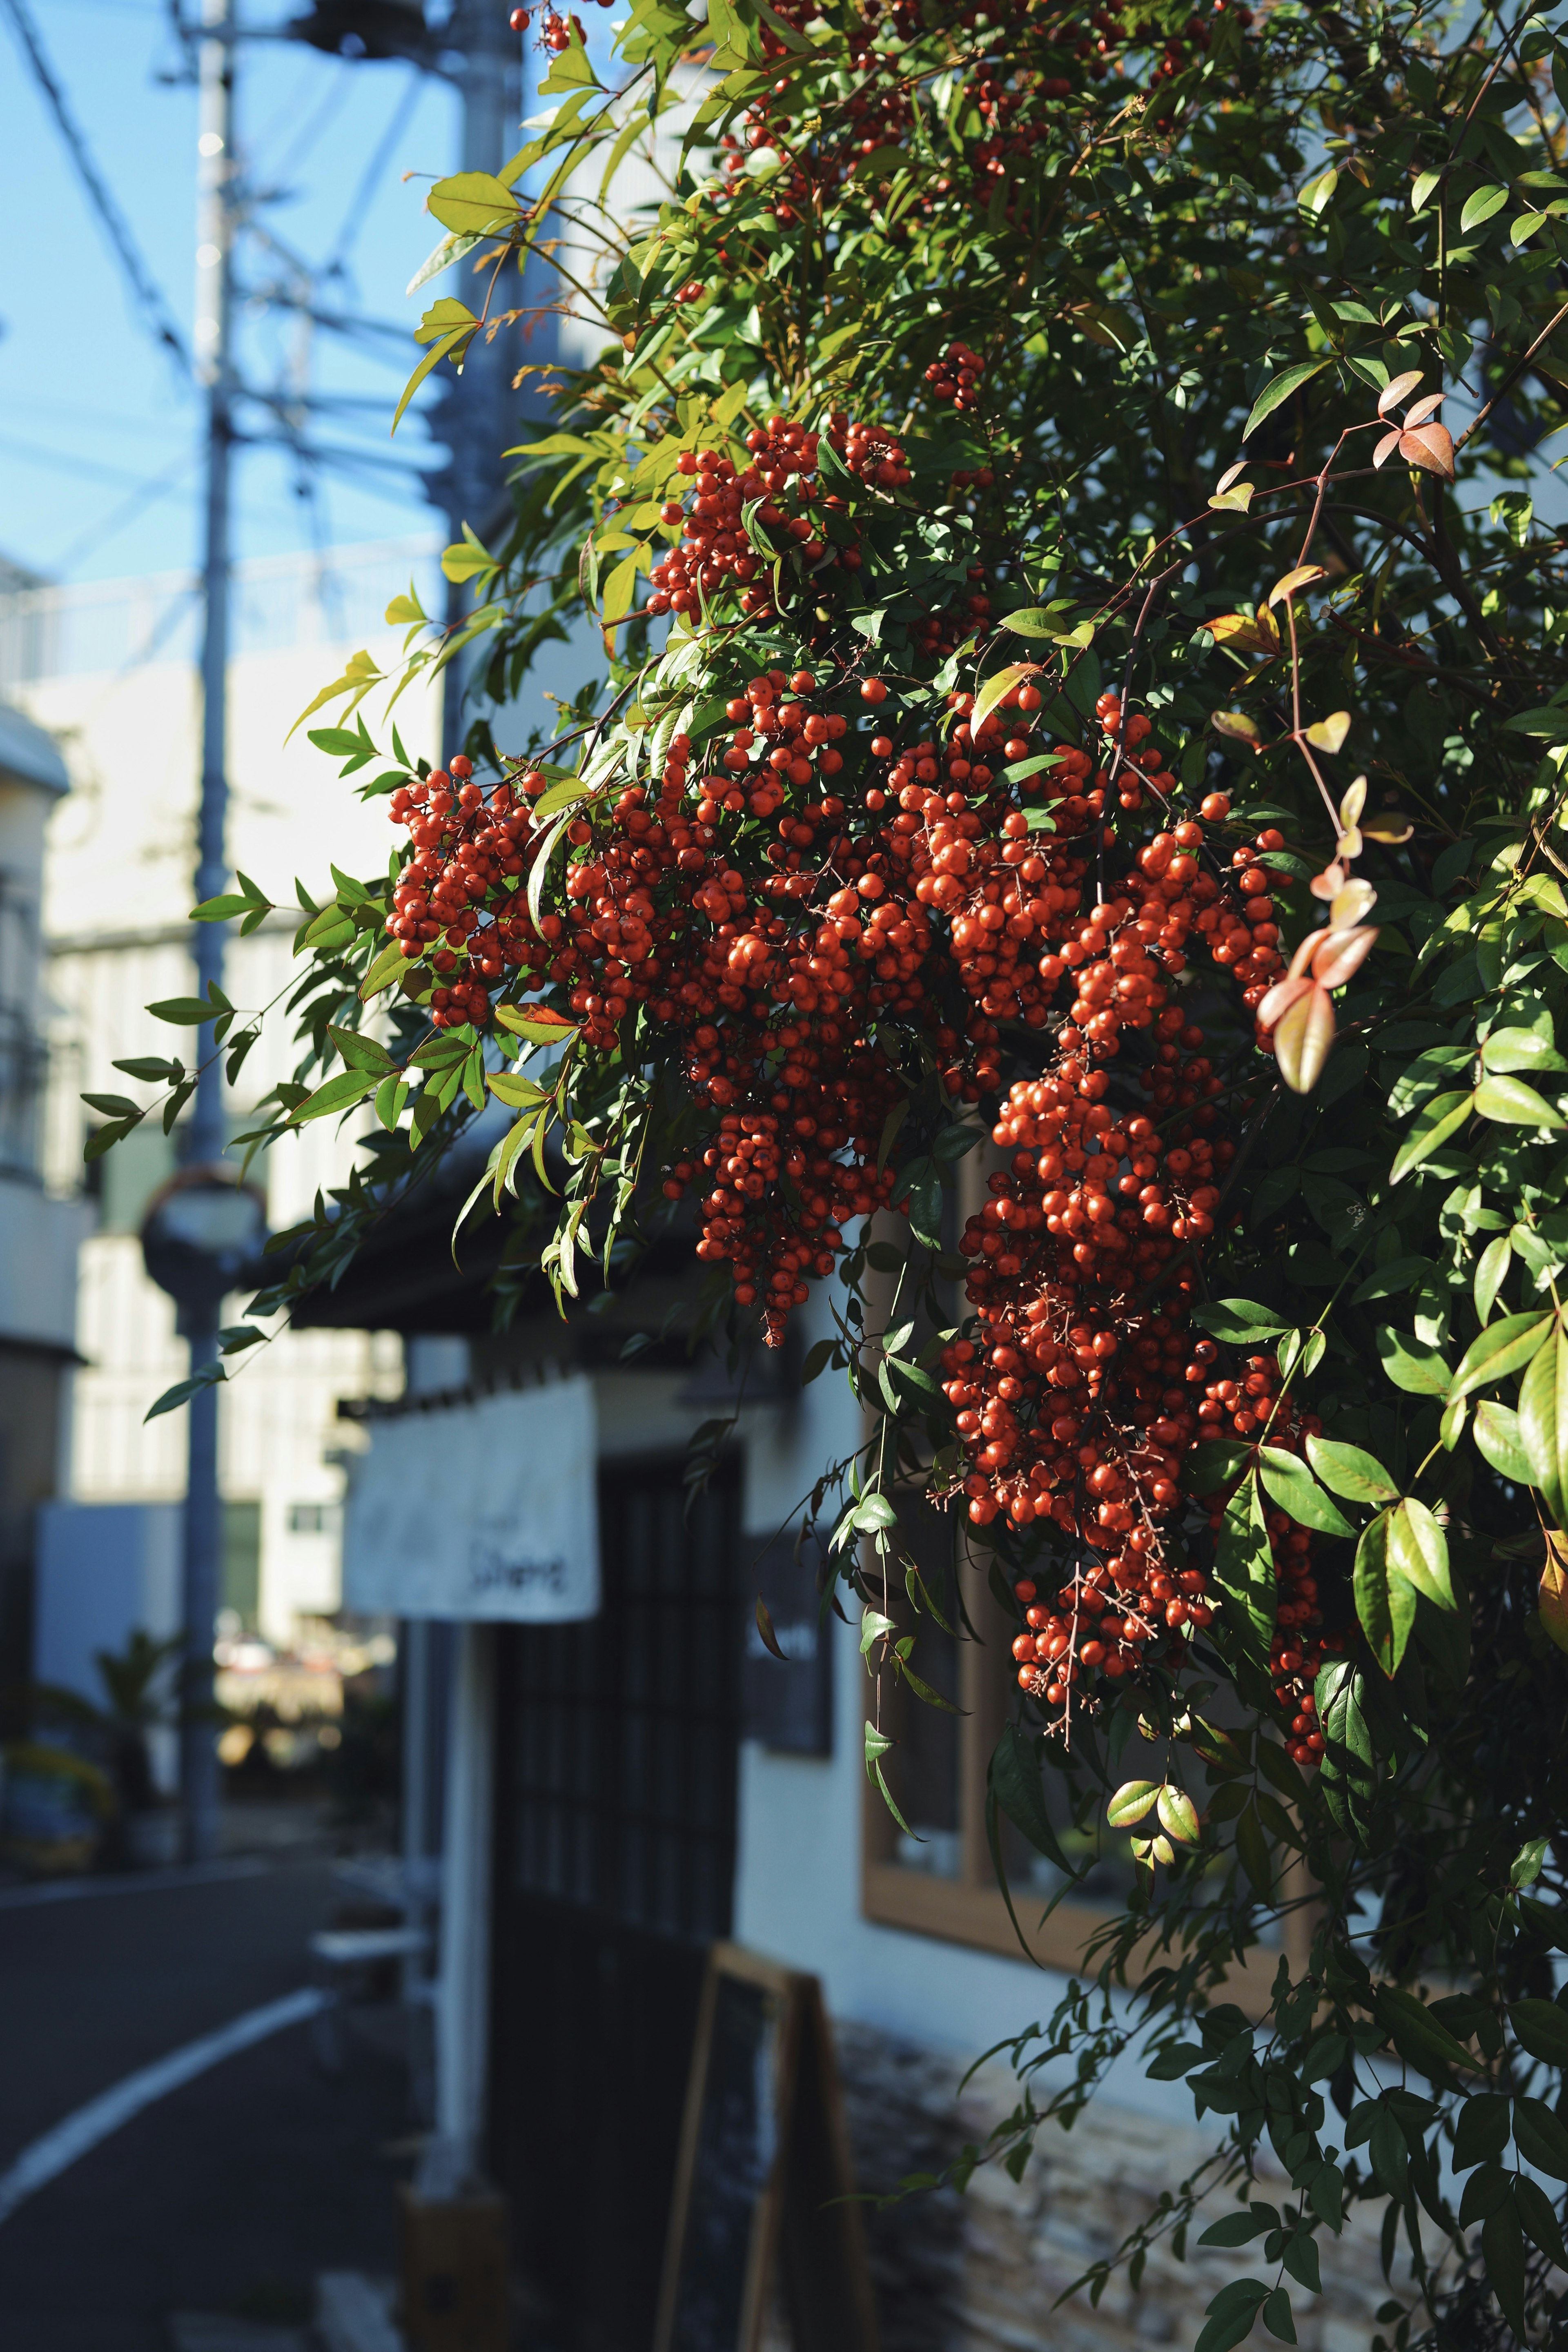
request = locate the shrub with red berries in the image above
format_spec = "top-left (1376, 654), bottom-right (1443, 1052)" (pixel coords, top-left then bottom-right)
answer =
top-left (123, 0), bottom-right (1568, 2332)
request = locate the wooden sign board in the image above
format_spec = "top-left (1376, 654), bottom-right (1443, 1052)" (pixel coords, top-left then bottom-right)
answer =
top-left (653, 1944), bottom-right (880, 2352)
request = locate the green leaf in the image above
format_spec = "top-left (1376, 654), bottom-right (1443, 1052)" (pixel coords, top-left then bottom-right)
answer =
top-left (973, 662), bottom-right (1043, 736)
top-left (1256, 1446), bottom-right (1355, 1537)
top-left (326, 1024), bottom-right (394, 1076)
top-left (1391, 1089), bottom-right (1474, 1181)
top-left (1515, 2096), bottom-right (1568, 2182)
top-left (359, 941), bottom-right (407, 1000)
top-left (1353, 1255), bottom-right (1437, 1303)
top-left (1148, 2040), bottom-right (1207, 2080)
top-left (1474, 1232), bottom-right (1513, 1324)
top-left (1519, 1319), bottom-right (1568, 1522)
top-left (1503, 705), bottom-right (1568, 740)
top-left (147, 996), bottom-right (225, 1027)
top-left (853, 1492), bottom-right (899, 1532)
top-left (425, 169), bottom-right (521, 238)
top-left (487, 1070), bottom-right (548, 1109)
top-left (1354, 1509), bottom-right (1417, 1676)
top-left (1245, 359), bottom-right (1332, 439)
top-left (1281, 2235), bottom-right (1321, 2297)
top-left (1192, 1298), bottom-right (1291, 1344)
top-left (1458, 182), bottom-right (1508, 234)
top-left (1474, 1073), bottom-right (1565, 1128)
top-left (1156, 1784), bottom-right (1200, 1844)
top-left (1316, 1659), bottom-right (1375, 1836)
top-left (1376, 1985), bottom-right (1481, 2076)
top-left (1449, 1310), bottom-right (1552, 1403)
top-left (875, 1097), bottom-right (909, 1176)
top-left (390, 322), bottom-right (473, 437)
top-left (1107, 1779), bottom-right (1160, 1827)
top-left (1376, 1327), bottom-right (1451, 1395)
top-left (1510, 1997), bottom-right (1568, 2067)
top-left (991, 1723), bottom-right (1074, 1874)
top-left (1186, 1440), bottom-right (1250, 1494)
top-left (494, 1004), bottom-right (579, 1045)
top-left (1482, 2192), bottom-right (1528, 2339)
top-left (145, 1365), bottom-right (226, 1421)
top-left (1452, 2093), bottom-right (1511, 2171)
top-left (1198, 2207), bottom-right (1277, 2249)
top-left (1194, 2279), bottom-right (1269, 2352)
top-left (1514, 2170), bottom-right (1568, 2267)
top-left (1304, 1434), bottom-right (1399, 1503)
top-left (1261, 2287), bottom-right (1296, 2346)
top-left (998, 606), bottom-right (1077, 639)
top-left (1214, 1471), bottom-right (1274, 1665)
top-left (374, 1073), bottom-right (410, 1131)
top-left (1480, 1027), bottom-right (1568, 1076)
top-left (294, 1069), bottom-right (379, 1124)
top-left (84, 1116), bottom-right (141, 1161)
top-left (191, 887), bottom-right (270, 922)
top-left (1474, 1401), bottom-right (1534, 1485)
top-left (1387, 1497), bottom-right (1454, 1610)
top-left (601, 550), bottom-right (642, 626)
top-left (1234, 1798), bottom-right (1274, 1899)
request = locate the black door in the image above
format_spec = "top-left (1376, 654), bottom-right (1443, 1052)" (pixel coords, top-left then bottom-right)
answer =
top-left (489, 1456), bottom-right (742, 2352)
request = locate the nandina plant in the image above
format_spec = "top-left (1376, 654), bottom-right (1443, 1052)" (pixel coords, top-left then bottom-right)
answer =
top-left (97, 0), bottom-right (1568, 2343)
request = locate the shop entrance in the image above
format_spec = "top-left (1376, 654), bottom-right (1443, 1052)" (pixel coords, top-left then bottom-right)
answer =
top-left (489, 1454), bottom-right (741, 2351)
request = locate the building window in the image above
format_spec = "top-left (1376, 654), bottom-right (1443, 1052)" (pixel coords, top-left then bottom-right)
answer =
top-left (287, 1501), bottom-right (341, 1536)
top-left (0, 872), bottom-right (46, 1182)
top-left (860, 1503), bottom-right (1305, 2011)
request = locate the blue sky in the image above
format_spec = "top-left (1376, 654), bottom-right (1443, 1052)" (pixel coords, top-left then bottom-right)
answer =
top-left (1, 0), bottom-right (516, 583)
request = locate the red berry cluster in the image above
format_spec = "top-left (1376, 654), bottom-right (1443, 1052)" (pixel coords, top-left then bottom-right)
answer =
top-left (699, 0), bottom-right (1241, 247)
top-left (385, 755), bottom-right (532, 1028)
top-left (385, 650), bottom-right (1330, 1740)
top-left (645, 415), bottom-right (908, 625)
top-left (923, 339), bottom-right (986, 412)
top-left (874, 677), bottom-right (1327, 1753)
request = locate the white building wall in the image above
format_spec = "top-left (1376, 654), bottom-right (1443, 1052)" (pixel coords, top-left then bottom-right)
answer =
top-left (11, 543), bottom-right (438, 1644)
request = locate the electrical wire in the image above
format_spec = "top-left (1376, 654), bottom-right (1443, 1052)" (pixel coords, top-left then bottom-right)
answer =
top-left (51, 448), bottom-right (203, 577)
top-left (264, 58), bottom-right (354, 194)
top-left (0, 429), bottom-right (193, 492)
top-left (322, 64), bottom-right (425, 281)
top-left (0, 0), bottom-right (192, 379)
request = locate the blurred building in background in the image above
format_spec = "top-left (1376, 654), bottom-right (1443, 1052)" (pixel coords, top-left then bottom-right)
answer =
top-left (0, 538), bottom-right (430, 1657)
top-left (0, 692), bottom-right (93, 1696)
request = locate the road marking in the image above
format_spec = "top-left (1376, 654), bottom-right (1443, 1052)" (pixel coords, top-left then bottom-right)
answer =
top-left (0, 1986), bottom-right (330, 2227)
top-left (0, 1858), bottom-right (268, 1911)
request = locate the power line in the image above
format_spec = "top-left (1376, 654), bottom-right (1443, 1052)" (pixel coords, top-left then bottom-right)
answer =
top-left (0, 0), bottom-right (192, 379)
top-left (51, 447), bottom-right (203, 576)
top-left (0, 428), bottom-right (194, 492)
top-left (322, 63), bottom-right (424, 279)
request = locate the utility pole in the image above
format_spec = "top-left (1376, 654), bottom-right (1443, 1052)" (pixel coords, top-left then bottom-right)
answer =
top-left (439, 0), bottom-right (521, 757)
top-left (182, 0), bottom-right (237, 1865)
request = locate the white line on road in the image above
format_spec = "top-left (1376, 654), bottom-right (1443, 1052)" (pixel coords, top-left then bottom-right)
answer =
top-left (0, 1858), bottom-right (268, 1911)
top-left (0, 1986), bottom-right (330, 2227)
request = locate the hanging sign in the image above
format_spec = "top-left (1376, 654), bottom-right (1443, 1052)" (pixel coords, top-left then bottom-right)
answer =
top-left (342, 1376), bottom-right (600, 1622)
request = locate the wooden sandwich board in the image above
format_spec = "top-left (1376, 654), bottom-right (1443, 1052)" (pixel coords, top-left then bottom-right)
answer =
top-left (653, 1943), bottom-right (880, 2352)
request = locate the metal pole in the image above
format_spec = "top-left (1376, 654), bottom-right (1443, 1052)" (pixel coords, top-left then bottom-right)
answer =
top-left (441, 2), bottom-right (520, 757)
top-left (181, 0), bottom-right (236, 1864)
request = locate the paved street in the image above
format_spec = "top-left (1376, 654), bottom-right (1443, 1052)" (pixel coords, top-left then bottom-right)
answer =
top-left (0, 1860), bottom-right (410, 2351)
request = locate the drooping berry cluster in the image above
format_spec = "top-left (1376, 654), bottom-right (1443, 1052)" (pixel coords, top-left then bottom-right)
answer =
top-left (388, 648), bottom-right (1332, 1744)
top-left (870, 685), bottom-right (1329, 1756)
